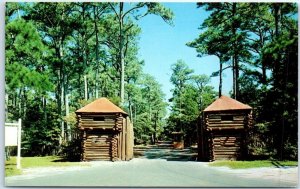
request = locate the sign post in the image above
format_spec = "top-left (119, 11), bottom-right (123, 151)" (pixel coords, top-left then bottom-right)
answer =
top-left (17, 118), bottom-right (21, 169)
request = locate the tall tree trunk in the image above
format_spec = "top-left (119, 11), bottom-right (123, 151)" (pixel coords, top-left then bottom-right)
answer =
top-left (274, 4), bottom-right (281, 38)
top-left (129, 99), bottom-right (133, 122)
top-left (58, 36), bottom-right (65, 145)
top-left (232, 56), bottom-right (236, 99)
top-left (273, 3), bottom-right (283, 160)
top-left (231, 3), bottom-right (238, 99)
top-left (153, 111), bottom-right (158, 144)
top-left (118, 2), bottom-right (125, 105)
top-left (262, 63), bottom-right (267, 84)
top-left (94, 5), bottom-right (100, 99)
top-left (134, 104), bottom-right (137, 124)
top-left (95, 70), bottom-right (99, 98)
top-left (57, 69), bottom-right (62, 145)
top-left (273, 3), bottom-right (281, 88)
top-left (84, 75), bottom-right (88, 100)
top-left (234, 54), bottom-right (239, 99)
top-left (18, 88), bottom-right (22, 118)
top-left (127, 91), bottom-right (133, 121)
top-left (78, 73), bottom-right (82, 98)
top-left (82, 4), bottom-right (89, 101)
top-left (43, 96), bottom-right (47, 122)
top-left (23, 87), bottom-right (27, 120)
top-left (120, 53), bottom-right (125, 105)
top-left (13, 93), bottom-right (16, 109)
top-left (65, 94), bottom-right (71, 141)
top-left (219, 61), bottom-right (222, 97)
top-left (259, 30), bottom-right (267, 84)
top-left (61, 73), bottom-right (65, 143)
top-left (5, 92), bottom-right (8, 121)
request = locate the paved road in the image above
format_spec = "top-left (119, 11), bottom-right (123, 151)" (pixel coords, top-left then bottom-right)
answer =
top-left (5, 158), bottom-right (297, 187)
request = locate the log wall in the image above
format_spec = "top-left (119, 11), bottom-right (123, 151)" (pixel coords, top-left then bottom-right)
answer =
top-left (212, 133), bottom-right (242, 160)
top-left (201, 110), bottom-right (252, 161)
top-left (77, 113), bottom-right (134, 162)
top-left (206, 113), bottom-right (246, 130)
top-left (85, 131), bottom-right (112, 161)
top-left (78, 114), bottom-right (116, 130)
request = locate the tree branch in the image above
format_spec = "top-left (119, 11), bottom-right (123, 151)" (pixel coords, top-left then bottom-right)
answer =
top-left (108, 3), bottom-right (120, 20)
top-left (124, 23), bottom-right (134, 34)
top-left (122, 3), bottom-right (146, 20)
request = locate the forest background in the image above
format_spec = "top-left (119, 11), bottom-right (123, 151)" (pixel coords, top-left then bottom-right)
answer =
top-left (3, 2), bottom-right (298, 160)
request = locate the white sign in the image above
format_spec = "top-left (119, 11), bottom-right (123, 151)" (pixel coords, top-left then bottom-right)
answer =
top-left (5, 119), bottom-right (22, 169)
top-left (5, 126), bottom-right (18, 146)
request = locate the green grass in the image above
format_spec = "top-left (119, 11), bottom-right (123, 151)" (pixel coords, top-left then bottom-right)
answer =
top-left (209, 160), bottom-right (298, 169)
top-left (5, 156), bottom-right (86, 177)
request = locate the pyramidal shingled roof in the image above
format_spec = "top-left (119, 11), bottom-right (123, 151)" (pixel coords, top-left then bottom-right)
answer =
top-left (204, 95), bottom-right (252, 112)
top-left (76, 97), bottom-right (127, 115)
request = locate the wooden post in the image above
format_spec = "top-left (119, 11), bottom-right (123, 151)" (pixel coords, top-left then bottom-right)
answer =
top-left (125, 117), bottom-right (130, 160)
top-left (121, 117), bottom-right (126, 160)
top-left (124, 117), bottom-right (128, 160)
top-left (129, 121), bottom-right (134, 159)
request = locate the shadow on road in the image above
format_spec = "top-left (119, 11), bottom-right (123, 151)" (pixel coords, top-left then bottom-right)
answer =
top-left (134, 142), bottom-right (198, 161)
top-left (145, 148), bottom-right (197, 161)
top-left (271, 161), bottom-right (297, 169)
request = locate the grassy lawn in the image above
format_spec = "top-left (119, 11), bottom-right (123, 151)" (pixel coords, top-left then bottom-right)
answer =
top-left (5, 156), bottom-right (85, 177)
top-left (209, 160), bottom-right (298, 169)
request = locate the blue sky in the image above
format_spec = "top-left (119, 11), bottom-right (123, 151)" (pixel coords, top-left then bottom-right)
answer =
top-left (138, 3), bottom-right (233, 102)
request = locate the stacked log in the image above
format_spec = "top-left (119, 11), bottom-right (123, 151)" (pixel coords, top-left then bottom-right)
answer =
top-left (84, 134), bottom-right (112, 161)
top-left (111, 135), bottom-right (118, 161)
top-left (207, 114), bottom-right (245, 129)
top-left (81, 121), bottom-right (115, 128)
top-left (115, 114), bottom-right (123, 131)
top-left (213, 134), bottom-right (241, 160)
